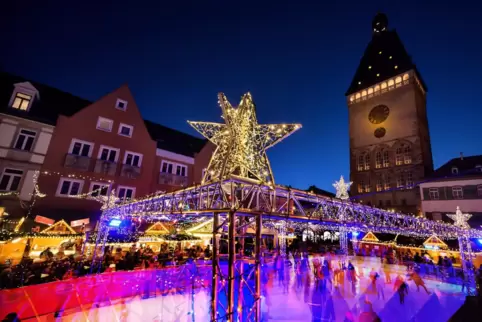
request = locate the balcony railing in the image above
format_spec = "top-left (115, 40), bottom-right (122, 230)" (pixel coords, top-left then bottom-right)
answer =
top-left (120, 164), bottom-right (141, 179)
top-left (94, 159), bottom-right (117, 176)
top-left (64, 154), bottom-right (91, 172)
top-left (158, 172), bottom-right (188, 187)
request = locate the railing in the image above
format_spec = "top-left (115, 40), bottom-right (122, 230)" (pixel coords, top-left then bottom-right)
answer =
top-left (93, 159), bottom-right (117, 176)
top-left (120, 164), bottom-right (141, 179)
top-left (158, 172), bottom-right (188, 186)
top-left (64, 154), bottom-right (91, 172)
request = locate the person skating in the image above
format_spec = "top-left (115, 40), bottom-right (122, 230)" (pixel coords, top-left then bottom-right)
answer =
top-left (408, 271), bottom-right (430, 294)
top-left (397, 280), bottom-right (409, 304)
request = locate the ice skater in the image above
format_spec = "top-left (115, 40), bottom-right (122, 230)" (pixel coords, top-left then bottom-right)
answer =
top-left (397, 280), bottom-right (409, 304)
top-left (408, 271), bottom-right (430, 294)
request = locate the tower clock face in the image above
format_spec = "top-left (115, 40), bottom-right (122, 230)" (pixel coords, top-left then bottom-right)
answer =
top-left (368, 105), bottom-right (390, 124)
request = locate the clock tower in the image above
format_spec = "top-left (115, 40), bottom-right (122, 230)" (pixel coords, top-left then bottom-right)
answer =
top-left (346, 13), bottom-right (433, 214)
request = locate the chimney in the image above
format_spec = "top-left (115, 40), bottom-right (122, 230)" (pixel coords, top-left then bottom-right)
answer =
top-left (460, 152), bottom-right (464, 160)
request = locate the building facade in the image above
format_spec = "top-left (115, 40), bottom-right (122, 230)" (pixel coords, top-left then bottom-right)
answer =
top-left (419, 155), bottom-right (482, 228)
top-left (346, 13), bottom-right (433, 213)
top-left (0, 72), bottom-right (213, 227)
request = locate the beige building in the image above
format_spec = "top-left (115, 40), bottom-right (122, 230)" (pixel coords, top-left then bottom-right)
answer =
top-left (419, 155), bottom-right (482, 227)
top-left (0, 79), bottom-right (59, 217)
top-left (346, 13), bottom-right (433, 214)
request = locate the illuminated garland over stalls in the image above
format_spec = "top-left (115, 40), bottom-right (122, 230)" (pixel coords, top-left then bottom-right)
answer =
top-left (0, 231), bottom-right (83, 241)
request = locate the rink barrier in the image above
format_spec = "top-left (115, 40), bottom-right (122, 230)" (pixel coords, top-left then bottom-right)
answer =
top-left (0, 264), bottom-right (213, 320)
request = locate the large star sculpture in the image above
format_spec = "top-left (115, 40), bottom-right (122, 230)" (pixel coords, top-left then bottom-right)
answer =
top-left (333, 175), bottom-right (352, 200)
top-left (447, 206), bottom-right (472, 229)
top-left (189, 93), bottom-right (301, 185)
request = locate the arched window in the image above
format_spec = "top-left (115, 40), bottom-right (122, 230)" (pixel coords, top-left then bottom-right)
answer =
top-left (302, 229), bottom-right (314, 242)
top-left (396, 147), bottom-right (403, 165)
top-left (374, 85), bottom-right (380, 92)
top-left (376, 176), bottom-right (382, 191)
top-left (397, 172), bottom-right (405, 188)
top-left (406, 171), bottom-right (413, 187)
top-left (381, 82), bottom-right (387, 89)
top-left (362, 90), bottom-right (367, 97)
top-left (364, 153), bottom-right (370, 170)
top-left (388, 79), bottom-right (395, 87)
top-left (323, 231), bottom-right (332, 241)
top-left (395, 76), bottom-right (402, 84)
top-left (404, 145), bottom-right (412, 164)
top-left (403, 73), bottom-right (409, 81)
top-left (375, 151), bottom-right (382, 168)
top-left (358, 180), bottom-right (364, 193)
top-left (368, 88), bottom-right (374, 95)
top-left (358, 154), bottom-right (364, 171)
top-left (383, 174), bottom-right (390, 190)
top-left (350, 96), bottom-right (355, 102)
top-left (356, 93), bottom-right (361, 99)
top-left (365, 177), bottom-right (371, 192)
top-left (383, 150), bottom-right (389, 167)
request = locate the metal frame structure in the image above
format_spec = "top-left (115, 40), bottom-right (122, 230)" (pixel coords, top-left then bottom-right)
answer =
top-left (97, 176), bottom-right (482, 321)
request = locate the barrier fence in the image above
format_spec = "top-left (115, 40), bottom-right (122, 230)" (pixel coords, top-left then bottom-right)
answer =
top-left (0, 264), bottom-right (213, 320)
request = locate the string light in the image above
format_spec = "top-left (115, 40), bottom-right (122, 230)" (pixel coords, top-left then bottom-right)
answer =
top-left (447, 206), bottom-right (471, 229)
top-left (39, 170), bottom-right (114, 183)
top-left (188, 93), bottom-right (301, 185)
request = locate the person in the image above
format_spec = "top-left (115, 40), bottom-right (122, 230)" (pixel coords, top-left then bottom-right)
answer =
top-left (397, 280), bottom-right (409, 304)
top-left (375, 273), bottom-right (385, 300)
top-left (408, 271), bottom-right (430, 294)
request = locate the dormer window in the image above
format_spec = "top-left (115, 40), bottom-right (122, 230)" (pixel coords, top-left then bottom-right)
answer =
top-left (12, 93), bottom-right (32, 110)
top-left (116, 99), bottom-right (127, 111)
top-left (476, 165), bottom-right (482, 172)
top-left (451, 167), bottom-right (459, 174)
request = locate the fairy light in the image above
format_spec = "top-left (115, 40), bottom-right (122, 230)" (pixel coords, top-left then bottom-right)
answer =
top-left (188, 93), bottom-right (301, 185)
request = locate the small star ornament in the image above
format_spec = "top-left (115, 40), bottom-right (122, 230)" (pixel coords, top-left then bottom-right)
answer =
top-left (333, 176), bottom-right (352, 200)
top-left (447, 206), bottom-right (471, 229)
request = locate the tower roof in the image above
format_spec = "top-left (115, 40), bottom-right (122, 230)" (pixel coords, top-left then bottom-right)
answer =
top-left (346, 14), bottom-right (427, 96)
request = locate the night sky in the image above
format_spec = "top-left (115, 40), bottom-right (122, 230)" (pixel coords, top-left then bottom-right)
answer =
top-left (2, 1), bottom-right (481, 192)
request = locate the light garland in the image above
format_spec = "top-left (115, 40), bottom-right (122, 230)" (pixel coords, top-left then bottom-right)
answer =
top-left (188, 93), bottom-right (301, 185)
top-left (39, 170), bottom-right (114, 183)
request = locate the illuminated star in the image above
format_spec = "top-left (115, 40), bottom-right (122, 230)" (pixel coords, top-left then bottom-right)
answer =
top-left (189, 93), bottom-right (301, 185)
top-left (333, 175), bottom-right (352, 200)
top-left (95, 189), bottom-right (119, 210)
top-left (447, 206), bottom-right (472, 229)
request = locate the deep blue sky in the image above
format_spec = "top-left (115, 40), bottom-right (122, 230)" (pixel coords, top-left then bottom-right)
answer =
top-left (2, 1), bottom-right (481, 192)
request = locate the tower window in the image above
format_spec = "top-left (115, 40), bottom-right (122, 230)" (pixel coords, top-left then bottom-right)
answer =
top-left (388, 79), bottom-right (395, 87)
top-left (362, 90), bottom-right (367, 97)
top-left (397, 172), bottom-right (405, 188)
top-left (364, 178), bottom-right (371, 192)
top-left (375, 151), bottom-right (382, 169)
top-left (451, 167), bottom-right (459, 174)
top-left (355, 93), bottom-right (361, 99)
top-left (376, 176), bottom-right (382, 192)
top-left (364, 154), bottom-right (370, 170)
top-left (383, 151), bottom-right (389, 167)
top-left (374, 85), bottom-right (380, 92)
top-left (403, 74), bottom-right (409, 81)
top-left (358, 180), bottom-right (364, 193)
top-left (368, 88), bottom-right (373, 95)
top-left (395, 76), bottom-right (402, 84)
top-left (381, 82), bottom-right (387, 89)
top-left (383, 174), bottom-right (390, 190)
top-left (396, 148), bottom-right (403, 165)
top-left (403, 145), bottom-right (412, 164)
top-left (406, 171), bottom-right (413, 187)
top-left (358, 154), bottom-right (364, 171)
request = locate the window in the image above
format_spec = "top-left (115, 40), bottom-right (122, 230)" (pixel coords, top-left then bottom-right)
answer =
top-left (69, 139), bottom-right (93, 157)
top-left (96, 117), bottom-right (113, 132)
top-left (358, 155), bottom-right (364, 171)
top-left (396, 147), bottom-right (403, 165)
top-left (124, 152), bottom-right (142, 167)
top-left (403, 145), bottom-right (412, 164)
top-left (175, 164), bottom-right (187, 177)
top-left (161, 161), bottom-right (174, 173)
top-left (11, 93), bottom-right (32, 110)
top-left (452, 186), bottom-right (463, 199)
top-left (429, 188), bottom-right (439, 200)
top-left (98, 146), bottom-right (119, 162)
top-left (358, 181), bottom-right (364, 193)
top-left (397, 172), bottom-right (405, 188)
top-left (375, 152), bottom-right (382, 169)
top-left (115, 99), bottom-right (127, 111)
top-left (89, 182), bottom-right (109, 197)
top-left (14, 129), bottom-right (36, 151)
top-left (364, 178), bottom-right (371, 193)
top-left (383, 151), bottom-right (389, 167)
top-left (364, 154), bottom-right (370, 170)
top-left (118, 186), bottom-right (135, 201)
top-left (395, 76), bottom-right (402, 84)
top-left (477, 185), bottom-right (482, 197)
top-left (57, 178), bottom-right (83, 196)
top-left (403, 73), bottom-right (409, 81)
top-left (376, 177), bottom-right (382, 191)
top-left (383, 174), bottom-right (390, 190)
top-left (451, 167), bottom-right (458, 174)
top-left (374, 85), bottom-right (380, 92)
top-left (0, 169), bottom-right (23, 191)
top-left (406, 172), bottom-right (413, 187)
top-left (388, 79), bottom-right (394, 87)
top-left (381, 82), bottom-right (387, 89)
top-left (118, 123), bottom-right (133, 137)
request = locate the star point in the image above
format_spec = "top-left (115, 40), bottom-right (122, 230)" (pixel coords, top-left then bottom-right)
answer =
top-left (189, 93), bottom-right (301, 184)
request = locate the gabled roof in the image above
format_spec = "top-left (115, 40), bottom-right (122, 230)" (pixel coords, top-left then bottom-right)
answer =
top-left (144, 119), bottom-right (207, 157)
top-left (41, 220), bottom-right (77, 234)
top-left (429, 155), bottom-right (482, 179)
top-left (423, 234), bottom-right (447, 248)
top-left (346, 14), bottom-right (427, 96)
top-left (361, 231), bottom-right (379, 242)
top-left (0, 72), bottom-right (92, 125)
top-left (145, 222), bottom-right (170, 234)
top-left (1, 72), bottom-right (207, 157)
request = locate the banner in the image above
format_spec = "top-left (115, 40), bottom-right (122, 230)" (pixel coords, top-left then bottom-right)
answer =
top-left (34, 215), bottom-right (54, 225)
top-left (70, 218), bottom-right (90, 227)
